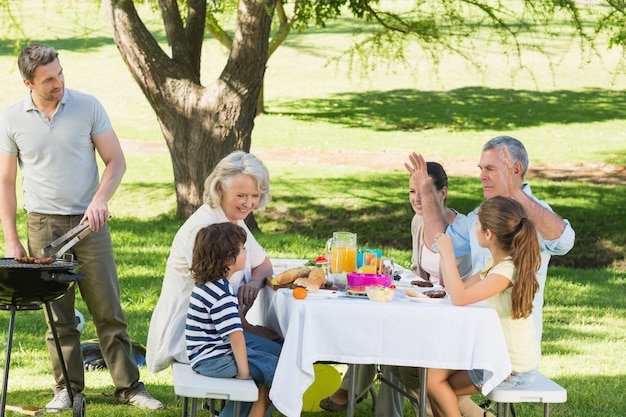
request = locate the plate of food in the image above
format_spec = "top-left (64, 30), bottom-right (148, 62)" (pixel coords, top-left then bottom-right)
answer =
top-left (396, 277), bottom-right (444, 290)
top-left (267, 265), bottom-right (327, 291)
top-left (365, 285), bottom-right (396, 302)
top-left (404, 288), bottom-right (450, 303)
top-left (305, 289), bottom-right (341, 299)
top-left (344, 285), bottom-right (369, 298)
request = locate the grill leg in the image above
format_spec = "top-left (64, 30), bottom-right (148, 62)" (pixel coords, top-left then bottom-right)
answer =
top-left (44, 302), bottom-right (74, 404)
top-left (0, 306), bottom-right (17, 417)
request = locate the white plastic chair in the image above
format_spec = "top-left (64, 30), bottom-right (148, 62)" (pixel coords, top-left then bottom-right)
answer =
top-left (486, 372), bottom-right (567, 417)
top-left (171, 361), bottom-right (258, 417)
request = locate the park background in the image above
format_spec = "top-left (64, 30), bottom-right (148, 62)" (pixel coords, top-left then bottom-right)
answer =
top-left (0, 1), bottom-right (625, 416)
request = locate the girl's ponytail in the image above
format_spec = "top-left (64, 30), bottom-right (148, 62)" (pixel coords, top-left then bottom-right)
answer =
top-left (478, 197), bottom-right (540, 319)
top-left (511, 216), bottom-right (540, 319)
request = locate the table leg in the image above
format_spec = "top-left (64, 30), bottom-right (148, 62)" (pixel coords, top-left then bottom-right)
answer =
top-left (346, 364), bottom-right (356, 417)
top-left (343, 365), bottom-right (428, 417)
top-left (418, 367), bottom-right (427, 417)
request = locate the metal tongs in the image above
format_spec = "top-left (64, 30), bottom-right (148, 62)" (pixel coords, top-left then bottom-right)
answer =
top-left (39, 223), bottom-right (91, 259)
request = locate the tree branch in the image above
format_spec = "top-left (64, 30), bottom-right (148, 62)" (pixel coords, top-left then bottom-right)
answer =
top-left (157, 0), bottom-right (198, 80)
top-left (269, 0), bottom-right (296, 57)
top-left (206, 8), bottom-right (234, 49)
top-left (185, 0), bottom-right (207, 77)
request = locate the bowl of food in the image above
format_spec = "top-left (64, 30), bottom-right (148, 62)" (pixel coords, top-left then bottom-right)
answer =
top-left (347, 272), bottom-right (392, 288)
top-left (365, 285), bottom-right (395, 302)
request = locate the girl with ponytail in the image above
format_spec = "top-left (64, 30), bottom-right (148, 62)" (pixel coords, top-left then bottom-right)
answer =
top-left (426, 196), bottom-right (541, 417)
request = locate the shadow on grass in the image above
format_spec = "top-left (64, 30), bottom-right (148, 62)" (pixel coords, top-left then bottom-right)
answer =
top-left (303, 374), bottom-right (624, 417)
top-left (0, 386), bottom-right (181, 416)
top-left (0, 37), bottom-right (115, 56)
top-left (257, 174), bottom-right (626, 269)
top-left (270, 87), bottom-right (626, 134)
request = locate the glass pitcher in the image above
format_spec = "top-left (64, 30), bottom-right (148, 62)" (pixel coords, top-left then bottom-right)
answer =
top-left (326, 232), bottom-right (357, 273)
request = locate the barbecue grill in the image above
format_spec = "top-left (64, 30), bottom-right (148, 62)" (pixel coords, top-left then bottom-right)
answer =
top-left (0, 257), bottom-right (86, 417)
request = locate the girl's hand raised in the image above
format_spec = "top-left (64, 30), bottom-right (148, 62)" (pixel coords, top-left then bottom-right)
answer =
top-left (433, 233), bottom-right (454, 258)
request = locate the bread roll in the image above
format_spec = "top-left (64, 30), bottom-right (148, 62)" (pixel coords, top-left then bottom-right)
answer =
top-left (405, 289), bottom-right (427, 298)
top-left (307, 267), bottom-right (326, 287)
top-left (293, 278), bottom-right (320, 292)
top-left (274, 266), bottom-right (311, 285)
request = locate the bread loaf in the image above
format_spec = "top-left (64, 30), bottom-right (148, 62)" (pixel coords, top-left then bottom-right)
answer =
top-left (274, 266), bottom-right (311, 285)
top-left (307, 267), bottom-right (326, 287)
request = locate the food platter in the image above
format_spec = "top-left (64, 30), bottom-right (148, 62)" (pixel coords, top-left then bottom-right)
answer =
top-left (406, 294), bottom-right (450, 304)
top-left (344, 285), bottom-right (369, 298)
top-left (395, 276), bottom-right (444, 291)
top-left (402, 287), bottom-right (449, 303)
top-left (344, 285), bottom-right (404, 301)
top-left (305, 289), bottom-right (341, 299)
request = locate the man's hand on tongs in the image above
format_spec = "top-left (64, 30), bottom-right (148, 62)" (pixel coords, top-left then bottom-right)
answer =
top-left (81, 199), bottom-right (110, 233)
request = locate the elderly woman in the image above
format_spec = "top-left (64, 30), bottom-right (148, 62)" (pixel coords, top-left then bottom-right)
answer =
top-left (146, 151), bottom-right (278, 374)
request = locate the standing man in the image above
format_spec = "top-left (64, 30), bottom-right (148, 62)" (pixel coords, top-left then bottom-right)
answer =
top-left (0, 44), bottom-right (163, 411)
top-left (407, 136), bottom-right (575, 344)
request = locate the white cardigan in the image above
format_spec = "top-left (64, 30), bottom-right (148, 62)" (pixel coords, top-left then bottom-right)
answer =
top-left (145, 204), bottom-right (267, 373)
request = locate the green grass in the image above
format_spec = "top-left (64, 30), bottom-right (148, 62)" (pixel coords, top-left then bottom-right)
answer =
top-left (0, 2), bottom-right (625, 416)
top-left (3, 157), bottom-right (625, 416)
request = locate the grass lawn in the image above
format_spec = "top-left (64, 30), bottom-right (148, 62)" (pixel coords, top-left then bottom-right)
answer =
top-left (0, 2), bottom-right (625, 416)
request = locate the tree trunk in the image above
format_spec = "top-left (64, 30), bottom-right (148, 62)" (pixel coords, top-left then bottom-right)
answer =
top-left (103, 0), bottom-right (275, 219)
top-left (256, 79), bottom-right (265, 115)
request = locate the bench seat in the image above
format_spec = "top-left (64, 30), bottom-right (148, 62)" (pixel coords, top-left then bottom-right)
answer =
top-left (486, 372), bottom-right (567, 417)
top-left (171, 361), bottom-right (258, 417)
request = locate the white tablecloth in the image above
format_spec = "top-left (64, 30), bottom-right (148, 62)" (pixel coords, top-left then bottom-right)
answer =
top-left (245, 258), bottom-right (311, 326)
top-left (266, 288), bottom-right (512, 417)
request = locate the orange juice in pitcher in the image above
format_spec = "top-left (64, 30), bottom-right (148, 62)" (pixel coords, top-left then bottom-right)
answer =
top-left (326, 232), bottom-right (357, 273)
top-left (331, 246), bottom-right (357, 273)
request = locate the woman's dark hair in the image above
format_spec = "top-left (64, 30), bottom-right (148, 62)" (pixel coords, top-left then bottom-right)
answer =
top-left (478, 196), bottom-right (540, 319)
top-left (190, 223), bottom-right (247, 285)
top-left (426, 161), bottom-right (448, 192)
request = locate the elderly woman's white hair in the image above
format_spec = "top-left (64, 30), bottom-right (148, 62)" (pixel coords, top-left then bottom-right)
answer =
top-left (203, 151), bottom-right (271, 209)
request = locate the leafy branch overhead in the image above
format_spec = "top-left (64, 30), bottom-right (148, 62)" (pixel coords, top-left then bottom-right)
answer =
top-left (204, 0), bottom-right (625, 77)
top-left (2, 0), bottom-right (624, 221)
top-left (77, 0), bottom-right (626, 220)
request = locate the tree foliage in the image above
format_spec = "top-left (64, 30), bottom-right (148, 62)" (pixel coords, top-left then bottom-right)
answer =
top-left (196, 1), bottom-right (626, 112)
top-left (1, 0), bottom-right (625, 220)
